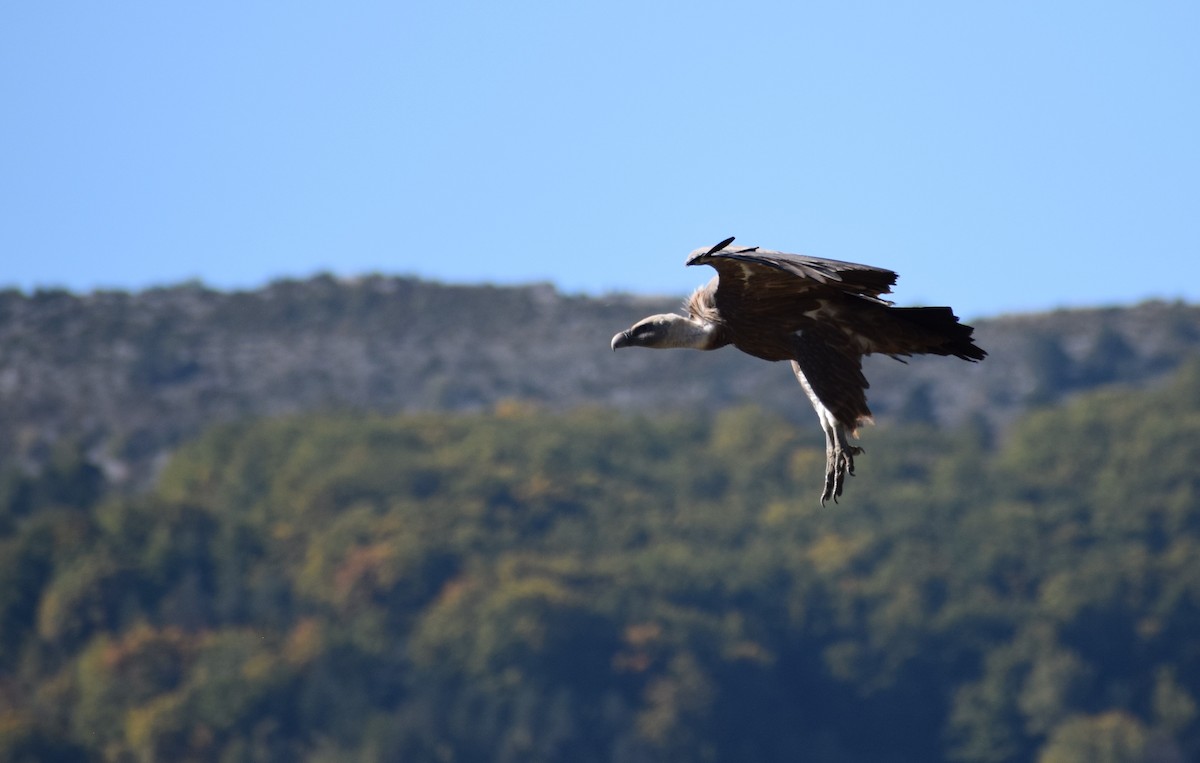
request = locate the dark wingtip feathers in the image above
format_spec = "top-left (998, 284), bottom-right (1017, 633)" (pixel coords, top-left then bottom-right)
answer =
top-left (687, 236), bottom-right (743, 267)
top-left (707, 236), bottom-right (736, 256)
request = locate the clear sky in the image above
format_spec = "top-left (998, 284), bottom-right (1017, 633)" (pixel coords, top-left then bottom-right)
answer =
top-left (2, 2), bottom-right (1197, 319)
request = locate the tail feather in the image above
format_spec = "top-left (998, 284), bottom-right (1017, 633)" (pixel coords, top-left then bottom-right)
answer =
top-left (889, 307), bottom-right (986, 362)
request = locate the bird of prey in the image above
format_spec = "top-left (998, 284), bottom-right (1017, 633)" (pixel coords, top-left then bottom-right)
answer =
top-left (611, 237), bottom-right (986, 505)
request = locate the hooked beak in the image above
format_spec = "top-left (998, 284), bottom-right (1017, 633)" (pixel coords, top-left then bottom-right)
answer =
top-left (610, 330), bottom-right (631, 351)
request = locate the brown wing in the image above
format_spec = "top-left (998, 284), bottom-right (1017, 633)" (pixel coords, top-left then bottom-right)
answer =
top-left (685, 237), bottom-right (899, 360)
top-left (792, 325), bottom-right (873, 432)
top-left (686, 237), bottom-right (898, 303)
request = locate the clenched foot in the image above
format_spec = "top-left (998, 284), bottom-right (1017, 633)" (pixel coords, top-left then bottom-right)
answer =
top-left (821, 443), bottom-right (863, 506)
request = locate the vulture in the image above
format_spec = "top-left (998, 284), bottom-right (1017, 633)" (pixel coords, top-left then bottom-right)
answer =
top-left (611, 237), bottom-right (986, 505)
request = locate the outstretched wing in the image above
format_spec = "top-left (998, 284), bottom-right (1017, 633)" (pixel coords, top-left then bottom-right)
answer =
top-left (684, 237), bottom-right (898, 357)
top-left (685, 237), bottom-right (891, 430)
top-left (686, 236), bottom-right (898, 305)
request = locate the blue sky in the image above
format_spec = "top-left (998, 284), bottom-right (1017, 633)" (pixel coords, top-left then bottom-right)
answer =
top-left (2, 2), bottom-right (1197, 318)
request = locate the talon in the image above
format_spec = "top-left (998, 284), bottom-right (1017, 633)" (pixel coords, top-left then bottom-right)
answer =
top-left (820, 440), bottom-right (863, 506)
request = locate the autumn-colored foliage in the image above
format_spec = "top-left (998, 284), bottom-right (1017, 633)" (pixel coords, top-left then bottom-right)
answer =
top-left (1, 362), bottom-right (1198, 761)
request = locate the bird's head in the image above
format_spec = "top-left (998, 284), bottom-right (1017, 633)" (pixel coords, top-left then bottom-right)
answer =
top-left (611, 313), bottom-right (715, 351)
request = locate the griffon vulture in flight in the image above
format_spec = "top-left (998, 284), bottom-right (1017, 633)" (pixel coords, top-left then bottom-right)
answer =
top-left (611, 237), bottom-right (986, 505)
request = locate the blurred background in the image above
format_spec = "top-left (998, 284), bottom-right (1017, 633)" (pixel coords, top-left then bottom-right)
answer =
top-left (1, 3), bottom-right (1198, 761)
top-left (3, 2), bottom-right (1198, 314)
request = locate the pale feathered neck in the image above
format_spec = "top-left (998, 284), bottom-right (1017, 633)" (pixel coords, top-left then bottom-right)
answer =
top-left (656, 313), bottom-right (720, 349)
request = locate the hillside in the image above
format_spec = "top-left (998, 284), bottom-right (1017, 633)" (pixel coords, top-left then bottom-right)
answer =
top-left (1, 276), bottom-right (1197, 485)
top-left (1, 362), bottom-right (1198, 761)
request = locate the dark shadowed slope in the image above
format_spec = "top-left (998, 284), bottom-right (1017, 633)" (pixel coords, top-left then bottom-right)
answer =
top-left (0, 277), bottom-right (1196, 485)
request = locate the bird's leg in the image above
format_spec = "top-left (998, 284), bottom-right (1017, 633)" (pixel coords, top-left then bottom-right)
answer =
top-left (821, 417), bottom-right (863, 507)
top-left (790, 360), bottom-right (864, 506)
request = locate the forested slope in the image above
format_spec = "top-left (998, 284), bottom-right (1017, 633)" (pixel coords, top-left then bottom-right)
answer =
top-left (1, 360), bottom-right (1198, 762)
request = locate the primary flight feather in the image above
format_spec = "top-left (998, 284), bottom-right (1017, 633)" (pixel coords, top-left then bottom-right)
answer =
top-left (611, 237), bottom-right (986, 505)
